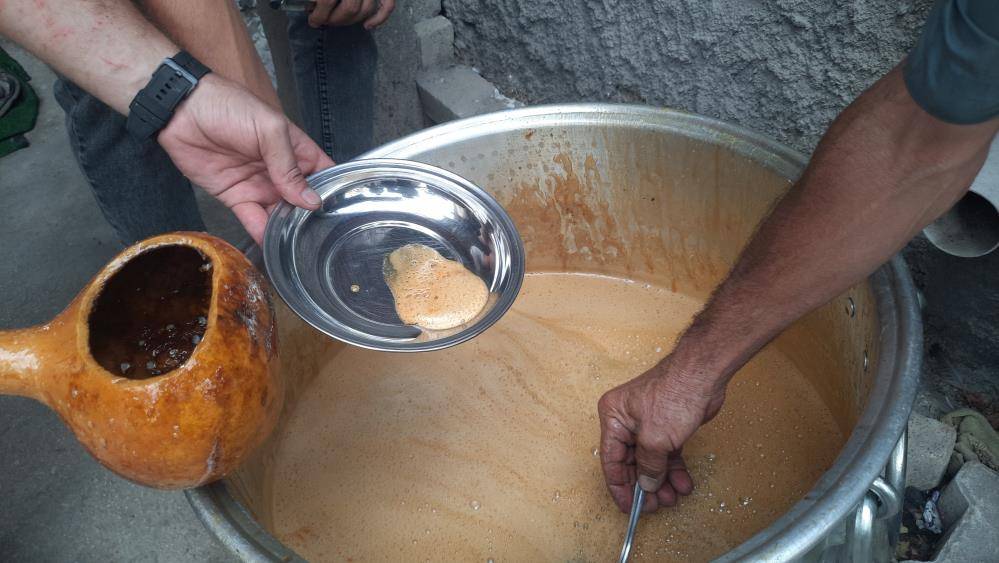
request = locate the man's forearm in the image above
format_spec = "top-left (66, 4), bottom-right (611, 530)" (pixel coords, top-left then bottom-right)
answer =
top-left (138, 0), bottom-right (280, 107)
top-left (0, 0), bottom-right (177, 114)
top-left (668, 65), bottom-right (999, 391)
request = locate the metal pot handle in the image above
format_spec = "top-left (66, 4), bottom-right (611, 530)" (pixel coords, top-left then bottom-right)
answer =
top-left (847, 430), bottom-right (907, 562)
top-left (867, 476), bottom-right (902, 520)
top-left (847, 477), bottom-right (901, 562)
top-left (884, 428), bottom-right (907, 546)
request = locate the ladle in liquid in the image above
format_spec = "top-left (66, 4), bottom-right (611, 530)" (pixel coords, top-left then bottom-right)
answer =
top-left (0, 233), bottom-right (282, 489)
top-left (618, 482), bottom-right (645, 563)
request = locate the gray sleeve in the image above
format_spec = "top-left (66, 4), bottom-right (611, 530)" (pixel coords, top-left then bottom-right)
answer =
top-left (903, 0), bottom-right (999, 125)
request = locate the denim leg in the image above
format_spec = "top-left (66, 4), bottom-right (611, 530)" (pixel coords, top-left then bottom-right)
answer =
top-left (53, 78), bottom-right (206, 246)
top-left (286, 15), bottom-right (377, 162)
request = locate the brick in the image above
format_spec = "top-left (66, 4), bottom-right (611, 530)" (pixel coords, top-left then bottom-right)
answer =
top-left (906, 413), bottom-right (957, 490)
top-left (930, 462), bottom-right (999, 563)
top-left (415, 16), bottom-right (454, 69)
top-left (416, 66), bottom-right (521, 124)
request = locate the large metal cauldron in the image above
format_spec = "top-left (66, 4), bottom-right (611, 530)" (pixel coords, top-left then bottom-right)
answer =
top-left (187, 105), bottom-right (921, 562)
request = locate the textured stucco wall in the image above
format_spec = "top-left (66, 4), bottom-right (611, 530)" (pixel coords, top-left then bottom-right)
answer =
top-left (444, 0), bottom-right (933, 152)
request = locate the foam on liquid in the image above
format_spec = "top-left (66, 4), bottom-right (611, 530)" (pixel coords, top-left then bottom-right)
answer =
top-left (271, 273), bottom-right (844, 561)
top-left (384, 244), bottom-right (489, 330)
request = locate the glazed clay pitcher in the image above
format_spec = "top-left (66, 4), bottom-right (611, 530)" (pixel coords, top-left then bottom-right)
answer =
top-left (0, 233), bottom-right (282, 489)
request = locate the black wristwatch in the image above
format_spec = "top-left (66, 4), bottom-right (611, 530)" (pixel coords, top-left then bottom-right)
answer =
top-left (126, 51), bottom-right (211, 141)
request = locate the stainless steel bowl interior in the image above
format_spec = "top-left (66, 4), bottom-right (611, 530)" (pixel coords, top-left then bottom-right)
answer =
top-left (190, 104), bottom-right (921, 562)
top-left (264, 159), bottom-right (525, 352)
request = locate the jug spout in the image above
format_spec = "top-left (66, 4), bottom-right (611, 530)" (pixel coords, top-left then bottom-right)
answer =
top-left (0, 323), bottom-right (60, 401)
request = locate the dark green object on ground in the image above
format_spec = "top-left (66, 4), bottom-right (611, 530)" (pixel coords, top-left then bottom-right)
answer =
top-left (0, 46), bottom-right (39, 158)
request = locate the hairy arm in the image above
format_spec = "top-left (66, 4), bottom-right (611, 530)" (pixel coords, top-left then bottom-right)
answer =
top-left (0, 0), bottom-right (178, 114)
top-left (599, 64), bottom-right (999, 512)
top-left (674, 65), bottom-right (997, 393)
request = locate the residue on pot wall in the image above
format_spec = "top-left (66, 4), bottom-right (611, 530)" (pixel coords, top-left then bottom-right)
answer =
top-left (498, 134), bottom-right (787, 299)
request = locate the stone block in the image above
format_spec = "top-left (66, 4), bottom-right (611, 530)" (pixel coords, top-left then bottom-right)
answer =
top-left (416, 66), bottom-right (520, 124)
top-left (415, 16), bottom-right (454, 69)
top-left (906, 413), bottom-right (957, 490)
top-left (930, 462), bottom-right (999, 563)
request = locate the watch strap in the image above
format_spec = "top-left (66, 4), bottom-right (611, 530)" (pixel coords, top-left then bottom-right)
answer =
top-left (126, 51), bottom-right (210, 140)
top-left (172, 51), bottom-right (210, 81)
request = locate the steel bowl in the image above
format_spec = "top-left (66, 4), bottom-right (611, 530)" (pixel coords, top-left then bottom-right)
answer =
top-left (263, 158), bottom-right (525, 351)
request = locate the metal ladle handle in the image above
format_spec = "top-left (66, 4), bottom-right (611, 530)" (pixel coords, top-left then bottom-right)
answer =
top-left (618, 482), bottom-right (645, 563)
